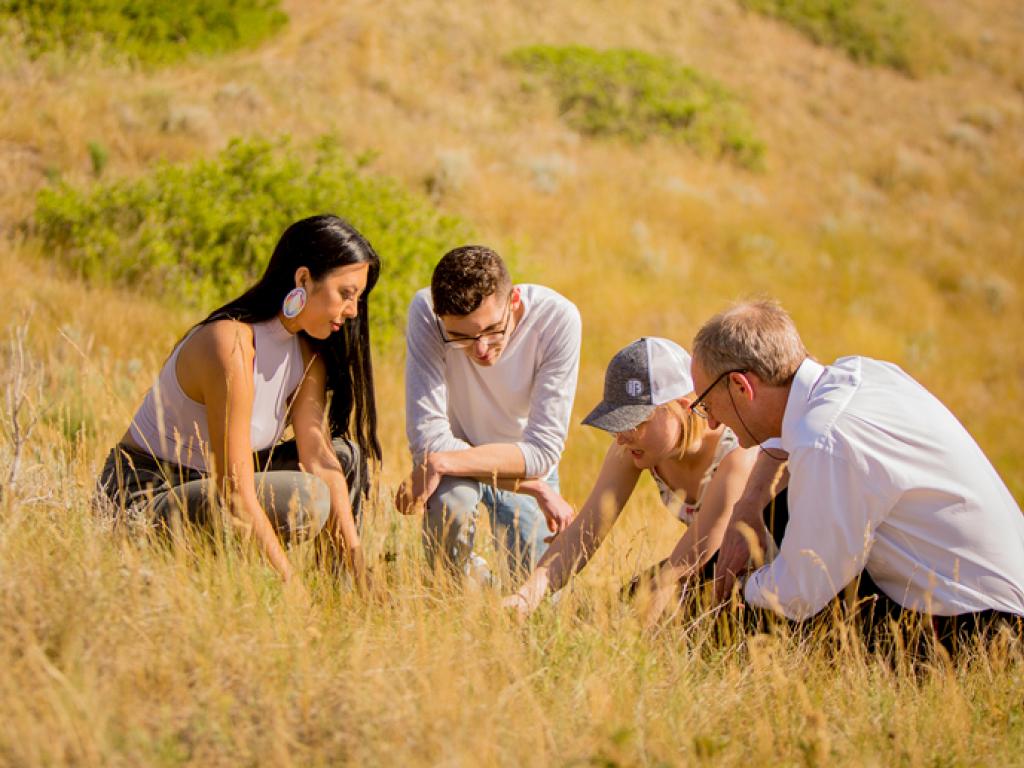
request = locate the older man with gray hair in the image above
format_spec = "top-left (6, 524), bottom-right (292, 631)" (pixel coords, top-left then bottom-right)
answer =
top-left (690, 299), bottom-right (1024, 645)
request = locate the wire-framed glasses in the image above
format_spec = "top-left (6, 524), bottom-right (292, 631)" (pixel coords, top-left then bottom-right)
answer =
top-left (690, 368), bottom-right (746, 420)
top-left (434, 294), bottom-right (513, 350)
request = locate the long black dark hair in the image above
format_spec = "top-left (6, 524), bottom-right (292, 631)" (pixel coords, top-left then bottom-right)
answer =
top-left (199, 214), bottom-right (382, 463)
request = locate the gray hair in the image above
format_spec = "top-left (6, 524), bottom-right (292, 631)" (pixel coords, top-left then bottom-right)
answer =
top-left (693, 299), bottom-right (807, 386)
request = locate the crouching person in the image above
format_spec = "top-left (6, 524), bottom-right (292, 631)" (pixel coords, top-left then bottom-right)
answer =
top-left (396, 246), bottom-right (581, 584)
top-left (691, 299), bottom-right (1024, 653)
top-left (505, 337), bottom-right (758, 623)
top-left (96, 215), bottom-right (381, 589)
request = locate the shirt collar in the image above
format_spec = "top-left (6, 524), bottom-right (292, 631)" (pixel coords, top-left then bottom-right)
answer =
top-left (781, 357), bottom-right (825, 451)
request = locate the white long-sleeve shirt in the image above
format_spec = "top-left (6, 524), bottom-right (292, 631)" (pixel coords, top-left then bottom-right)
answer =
top-left (745, 356), bottom-right (1024, 619)
top-left (404, 284), bottom-right (581, 478)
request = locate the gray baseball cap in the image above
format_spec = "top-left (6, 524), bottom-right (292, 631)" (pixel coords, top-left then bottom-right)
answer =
top-left (582, 337), bottom-right (694, 433)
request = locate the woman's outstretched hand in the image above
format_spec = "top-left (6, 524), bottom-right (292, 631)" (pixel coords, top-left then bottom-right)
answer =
top-left (502, 576), bottom-right (547, 622)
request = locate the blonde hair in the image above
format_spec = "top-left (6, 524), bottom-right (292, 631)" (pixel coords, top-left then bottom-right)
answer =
top-left (664, 399), bottom-right (706, 459)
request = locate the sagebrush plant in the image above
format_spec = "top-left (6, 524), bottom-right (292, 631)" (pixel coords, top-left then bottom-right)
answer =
top-left (507, 45), bottom-right (765, 169)
top-left (737, 0), bottom-right (947, 75)
top-left (0, 0), bottom-right (288, 65)
top-left (34, 136), bottom-right (472, 343)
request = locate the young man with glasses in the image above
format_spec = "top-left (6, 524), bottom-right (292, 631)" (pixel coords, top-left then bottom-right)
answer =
top-left (396, 245), bottom-right (581, 582)
top-left (689, 299), bottom-right (1024, 649)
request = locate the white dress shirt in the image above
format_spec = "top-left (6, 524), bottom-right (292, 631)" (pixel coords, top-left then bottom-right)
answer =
top-left (404, 284), bottom-right (581, 478)
top-left (744, 356), bottom-right (1024, 619)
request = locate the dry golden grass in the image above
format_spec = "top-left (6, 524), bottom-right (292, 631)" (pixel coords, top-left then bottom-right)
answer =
top-left (2, 0), bottom-right (1023, 764)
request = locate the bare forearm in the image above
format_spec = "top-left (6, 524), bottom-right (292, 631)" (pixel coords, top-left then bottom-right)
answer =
top-left (713, 454), bottom-right (787, 592)
top-left (775, 466), bottom-right (790, 493)
top-left (430, 443), bottom-right (528, 479)
top-left (315, 465), bottom-right (365, 575)
top-left (515, 503), bottom-right (608, 607)
top-left (232, 489), bottom-right (294, 580)
top-left (666, 527), bottom-right (720, 579)
top-left (736, 452), bottom-right (788, 519)
top-left (537, 516), bottom-right (589, 589)
top-left (514, 517), bottom-right (586, 610)
top-left (488, 476), bottom-right (549, 498)
top-left (642, 523), bottom-right (728, 627)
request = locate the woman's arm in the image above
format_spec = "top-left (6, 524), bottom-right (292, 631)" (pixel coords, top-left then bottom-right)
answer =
top-left (195, 322), bottom-right (296, 581)
top-left (669, 446), bottom-right (759, 574)
top-left (641, 445), bottom-right (758, 626)
top-left (506, 444), bottom-right (641, 615)
top-left (713, 451), bottom-right (789, 599)
top-left (289, 349), bottom-right (366, 584)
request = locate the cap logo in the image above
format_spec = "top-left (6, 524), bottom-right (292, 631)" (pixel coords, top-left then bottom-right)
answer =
top-left (626, 379), bottom-right (643, 397)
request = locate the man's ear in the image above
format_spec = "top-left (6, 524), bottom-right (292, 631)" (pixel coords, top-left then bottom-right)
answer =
top-left (731, 371), bottom-right (756, 401)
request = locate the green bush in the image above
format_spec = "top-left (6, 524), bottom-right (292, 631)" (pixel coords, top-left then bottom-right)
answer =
top-left (0, 0), bottom-right (287, 65)
top-left (737, 0), bottom-right (946, 75)
top-left (506, 45), bottom-right (764, 169)
top-left (34, 137), bottom-right (472, 342)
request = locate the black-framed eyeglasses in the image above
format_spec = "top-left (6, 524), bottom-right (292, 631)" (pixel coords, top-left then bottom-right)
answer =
top-left (690, 368), bottom-right (746, 420)
top-left (434, 294), bottom-right (513, 350)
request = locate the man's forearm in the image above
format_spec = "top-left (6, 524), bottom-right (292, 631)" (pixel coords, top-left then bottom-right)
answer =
top-left (429, 443), bottom-right (528, 479)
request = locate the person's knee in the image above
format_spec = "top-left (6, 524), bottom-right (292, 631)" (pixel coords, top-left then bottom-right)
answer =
top-left (423, 478), bottom-right (481, 547)
top-left (307, 476), bottom-right (331, 532)
top-left (264, 474), bottom-right (330, 537)
top-left (152, 480), bottom-right (214, 529)
top-left (425, 478), bottom-right (480, 523)
top-left (422, 477), bottom-right (481, 570)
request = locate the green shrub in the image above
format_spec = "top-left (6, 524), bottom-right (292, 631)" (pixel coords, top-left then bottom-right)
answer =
top-left (737, 0), bottom-right (946, 75)
top-left (34, 137), bottom-right (472, 343)
top-left (506, 45), bottom-right (764, 169)
top-left (0, 0), bottom-right (287, 65)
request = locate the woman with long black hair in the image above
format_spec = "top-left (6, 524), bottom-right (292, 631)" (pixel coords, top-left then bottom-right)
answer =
top-left (97, 215), bottom-right (381, 586)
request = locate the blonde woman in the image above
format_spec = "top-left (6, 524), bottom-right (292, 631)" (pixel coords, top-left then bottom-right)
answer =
top-left (506, 337), bottom-right (757, 621)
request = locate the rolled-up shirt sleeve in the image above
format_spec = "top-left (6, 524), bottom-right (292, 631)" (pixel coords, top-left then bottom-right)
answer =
top-left (516, 302), bottom-right (582, 478)
top-left (404, 292), bottom-right (471, 463)
top-left (744, 446), bottom-right (890, 620)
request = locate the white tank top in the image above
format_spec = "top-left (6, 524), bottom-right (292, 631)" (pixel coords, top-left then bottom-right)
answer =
top-left (128, 318), bottom-right (305, 472)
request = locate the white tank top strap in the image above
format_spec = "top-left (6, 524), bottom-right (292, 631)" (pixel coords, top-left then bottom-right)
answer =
top-left (128, 318), bottom-right (305, 472)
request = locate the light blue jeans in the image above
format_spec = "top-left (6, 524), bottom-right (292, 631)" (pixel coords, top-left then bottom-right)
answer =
top-left (422, 469), bottom-right (558, 582)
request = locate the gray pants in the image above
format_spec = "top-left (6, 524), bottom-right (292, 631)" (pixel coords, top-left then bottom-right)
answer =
top-left (422, 471), bottom-right (557, 582)
top-left (97, 438), bottom-right (364, 541)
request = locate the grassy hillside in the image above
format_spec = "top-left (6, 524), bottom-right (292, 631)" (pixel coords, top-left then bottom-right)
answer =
top-left (0, 0), bottom-right (287, 65)
top-left (1, 0), bottom-right (1023, 764)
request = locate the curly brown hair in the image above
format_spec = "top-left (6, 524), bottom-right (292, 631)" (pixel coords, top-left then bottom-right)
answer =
top-left (430, 245), bottom-right (512, 316)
